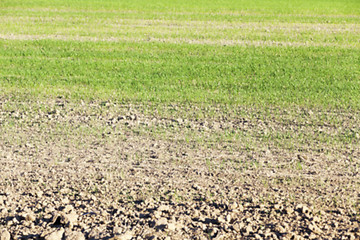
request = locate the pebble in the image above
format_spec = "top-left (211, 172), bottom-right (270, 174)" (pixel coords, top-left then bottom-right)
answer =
top-left (158, 205), bottom-right (170, 212)
top-left (309, 223), bottom-right (322, 234)
top-left (112, 231), bottom-right (133, 240)
top-left (154, 210), bottom-right (162, 218)
top-left (168, 223), bottom-right (177, 231)
top-left (62, 197), bottom-right (70, 204)
top-left (296, 204), bottom-right (310, 216)
top-left (275, 225), bottom-right (286, 233)
top-left (113, 226), bottom-right (123, 234)
top-left (52, 211), bottom-right (78, 228)
top-left (65, 211), bottom-right (78, 226)
top-left (36, 191), bottom-right (43, 198)
top-left (286, 207), bottom-right (294, 214)
top-left (230, 202), bottom-right (238, 209)
top-left (45, 228), bottom-right (65, 240)
top-left (245, 225), bottom-right (253, 234)
top-left (64, 231), bottom-right (85, 240)
top-left (226, 214), bottom-right (232, 223)
top-left (25, 213), bottom-right (36, 222)
top-left (349, 233), bottom-right (356, 240)
top-left (157, 217), bottom-right (168, 226)
top-left (0, 229), bottom-right (10, 240)
top-left (218, 216), bottom-right (226, 223)
top-left (63, 205), bottom-right (74, 213)
top-left (233, 222), bottom-right (243, 232)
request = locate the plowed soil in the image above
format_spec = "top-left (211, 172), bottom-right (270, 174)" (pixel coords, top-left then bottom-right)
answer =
top-left (0, 98), bottom-right (359, 239)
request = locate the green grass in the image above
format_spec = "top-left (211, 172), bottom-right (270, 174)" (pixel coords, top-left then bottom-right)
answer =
top-left (2, 0), bottom-right (360, 15)
top-left (0, 0), bottom-right (359, 109)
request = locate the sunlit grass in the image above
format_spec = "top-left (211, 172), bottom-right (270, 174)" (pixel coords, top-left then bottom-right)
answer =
top-left (0, 0), bottom-right (359, 110)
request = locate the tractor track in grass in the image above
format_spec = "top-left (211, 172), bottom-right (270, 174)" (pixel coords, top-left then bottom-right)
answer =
top-left (1, 34), bottom-right (359, 49)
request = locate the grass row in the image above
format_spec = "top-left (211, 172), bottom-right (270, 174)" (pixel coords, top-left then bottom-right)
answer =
top-left (2, 0), bottom-right (360, 16)
top-left (1, 39), bottom-right (359, 109)
top-left (1, 18), bottom-right (358, 47)
top-left (2, 10), bottom-right (360, 25)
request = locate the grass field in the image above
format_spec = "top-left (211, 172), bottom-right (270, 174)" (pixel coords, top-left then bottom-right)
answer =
top-left (0, 0), bottom-right (360, 239)
top-left (1, 0), bottom-right (360, 108)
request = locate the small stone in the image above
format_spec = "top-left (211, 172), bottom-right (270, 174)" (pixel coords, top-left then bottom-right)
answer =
top-left (199, 223), bottom-right (206, 231)
top-left (78, 222), bottom-right (87, 230)
top-left (313, 216), bottom-right (320, 222)
top-left (168, 223), bottom-right (177, 231)
top-left (25, 213), bottom-right (36, 222)
top-left (47, 206), bottom-right (56, 213)
top-left (45, 228), bottom-right (65, 240)
top-left (88, 227), bottom-right (102, 239)
top-left (154, 211), bottom-right (162, 218)
top-left (348, 233), bottom-right (356, 240)
top-left (238, 204), bottom-right (244, 211)
top-left (113, 226), bottom-right (122, 234)
top-left (63, 212), bottom-right (77, 228)
top-left (60, 188), bottom-right (70, 194)
top-left (274, 204), bottom-right (281, 210)
top-left (233, 222), bottom-right (244, 232)
top-left (230, 202), bottom-right (238, 209)
top-left (218, 216), bottom-right (226, 223)
top-left (157, 217), bottom-right (167, 226)
top-left (285, 207), bottom-right (294, 215)
top-left (63, 205), bottom-right (73, 213)
top-left (293, 235), bottom-right (304, 240)
top-left (296, 204), bottom-right (311, 216)
top-left (246, 225), bottom-right (253, 234)
top-left (0, 207), bottom-right (6, 215)
top-left (275, 225), bottom-right (286, 233)
top-left (0, 229), bottom-right (10, 240)
top-left (309, 223), bottom-right (322, 234)
top-left (297, 154), bottom-right (308, 162)
top-left (264, 228), bottom-right (271, 237)
top-left (51, 211), bottom-right (78, 228)
top-left (309, 233), bottom-right (317, 239)
top-left (226, 214), bottom-right (232, 222)
top-left (62, 197), bottom-right (70, 204)
top-left (112, 231), bottom-right (133, 240)
top-left (270, 232), bottom-right (279, 240)
top-left (158, 205), bottom-right (170, 212)
top-left (64, 231), bottom-right (85, 240)
top-left (193, 210), bottom-right (200, 218)
top-left (213, 209), bottom-right (221, 216)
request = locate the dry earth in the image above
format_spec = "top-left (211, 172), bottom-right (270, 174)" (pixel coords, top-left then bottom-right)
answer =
top-left (0, 97), bottom-right (359, 239)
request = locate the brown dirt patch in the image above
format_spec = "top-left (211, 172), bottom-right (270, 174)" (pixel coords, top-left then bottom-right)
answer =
top-left (0, 97), bottom-right (359, 239)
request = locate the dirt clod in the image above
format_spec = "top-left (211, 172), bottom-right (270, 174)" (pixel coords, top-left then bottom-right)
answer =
top-left (112, 231), bottom-right (133, 240)
top-left (44, 228), bottom-right (65, 240)
top-left (64, 230), bottom-right (85, 240)
top-left (0, 229), bottom-right (10, 240)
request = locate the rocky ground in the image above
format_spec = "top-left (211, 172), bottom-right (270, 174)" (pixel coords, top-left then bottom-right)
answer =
top-left (0, 97), bottom-right (359, 239)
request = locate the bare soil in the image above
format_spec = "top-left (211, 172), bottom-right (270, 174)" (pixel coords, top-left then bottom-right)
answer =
top-left (0, 97), bottom-right (359, 239)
